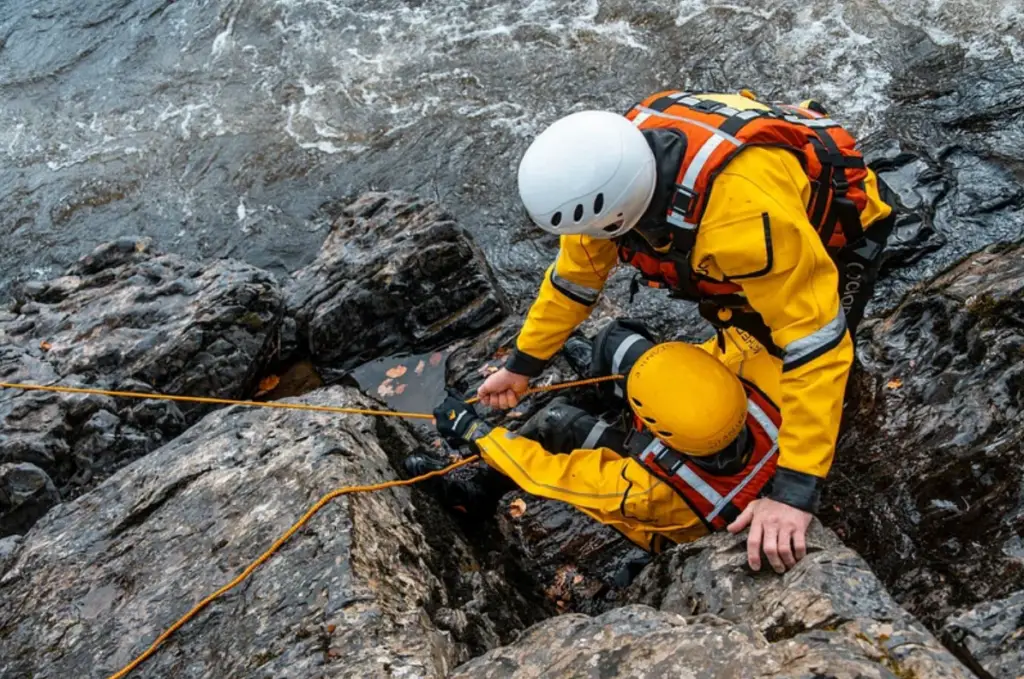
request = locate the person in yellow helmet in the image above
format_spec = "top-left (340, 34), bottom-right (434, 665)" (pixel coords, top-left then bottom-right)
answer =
top-left (432, 320), bottom-right (786, 563)
top-left (476, 91), bottom-right (897, 573)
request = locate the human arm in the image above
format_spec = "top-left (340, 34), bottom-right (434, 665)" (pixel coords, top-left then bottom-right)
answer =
top-left (478, 233), bottom-right (618, 407)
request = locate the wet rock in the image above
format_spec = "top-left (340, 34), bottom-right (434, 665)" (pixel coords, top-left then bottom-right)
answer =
top-left (494, 492), bottom-right (648, 615)
top-left (822, 241), bottom-right (1024, 631)
top-left (0, 238), bottom-right (283, 531)
top-left (455, 524), bottom-right (973, 678)
top-left (867, 50), bottom-right (1024, 313)
top-left (0, 387), bottom-right (531, 679)
top-left (0, 536), bottom-right (22, 576)
top-left (0, 463), bottom-right (60, 537)
top-left (286, 192), bottom-right (508, 379)
top-left (942, 589), bottom-right (1024, 679)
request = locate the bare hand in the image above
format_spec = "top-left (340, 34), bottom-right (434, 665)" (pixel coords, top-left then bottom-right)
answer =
top-left (727, 498), bottom-right (813, 573)
top-left (477, 368), bottom-right (529, 410)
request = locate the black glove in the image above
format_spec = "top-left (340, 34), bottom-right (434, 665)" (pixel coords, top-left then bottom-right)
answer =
top-left (433, 391), bottom-right (491, 444)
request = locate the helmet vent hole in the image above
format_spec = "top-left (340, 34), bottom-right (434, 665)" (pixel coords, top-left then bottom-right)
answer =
top-left (657, 430), bottom-right (673, 438)
top-left (550, 211), bottom-right (562, 227)
top-left (603, 223), bottom-right (620, 233)
top-left (573, 204), bottom-right (584, 222)
top-left (643, 416), bottom-right (656, 425)
top-left (631, 398), bottom-right (643, 407)
top-left (594, 193), bottom-right (604, 214)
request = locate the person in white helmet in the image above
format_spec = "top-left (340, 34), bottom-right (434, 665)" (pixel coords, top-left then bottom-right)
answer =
top-left (477, 90), bottom-right (897, 574)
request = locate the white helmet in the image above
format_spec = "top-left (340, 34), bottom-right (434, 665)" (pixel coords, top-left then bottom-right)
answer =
top-left (517, 110), bottom-right (656, 239)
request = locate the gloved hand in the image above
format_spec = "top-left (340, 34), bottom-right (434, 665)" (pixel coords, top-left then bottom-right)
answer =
top-left (433, 391), bottom-right (492, 444)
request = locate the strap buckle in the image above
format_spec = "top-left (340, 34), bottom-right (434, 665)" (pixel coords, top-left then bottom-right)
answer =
top-left (654, 446), bottom-right (687, 474)
top-left (667, 185), bottom-right (697, 226)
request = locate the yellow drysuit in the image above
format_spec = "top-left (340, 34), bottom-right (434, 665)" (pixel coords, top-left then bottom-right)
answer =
top-left (503, 93), bottom-right (893, 513)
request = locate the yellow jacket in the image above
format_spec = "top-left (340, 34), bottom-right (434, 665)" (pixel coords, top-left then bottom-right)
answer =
top-left (505, 95), bottom-right (893, 512)
top-left (479, 329), bottom-right (781, 551)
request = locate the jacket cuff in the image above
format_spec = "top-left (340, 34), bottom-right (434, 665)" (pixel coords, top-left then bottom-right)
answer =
top-left (769, 467), bottom-right (822, 513)
top-left (506, 348), bottom-right (547, 378)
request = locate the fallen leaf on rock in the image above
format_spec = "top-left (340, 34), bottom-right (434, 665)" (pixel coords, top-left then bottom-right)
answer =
top-left (377, 379), bottom-right (395, 397)
top-left (256, 375), bottom-right (280, 396)
top-left (494, 347), bottom-right (511, 359)
top-left (415, 360), bottom-right (426, 375)
top-left (327, 648), bottom-right (341, 659)
top-left (39, 341), bottom-right (52, 352)
top-left (886, 378), bottom-right (903, 390)
top-left (386, 365), bottom-right (407, 379)
top-left (395, 383), bottom-right (407, 395)
top-left (508, 498), bottom-right (527, 518)
top-left (326, 624), bottom-right (336, 634)
top-left (429, 352), bottom-right (443, 366)
top-left (572, 574), bottom-right (584, 585)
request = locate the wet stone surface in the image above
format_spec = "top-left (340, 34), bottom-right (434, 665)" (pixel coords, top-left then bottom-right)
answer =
top-left (0, 238), bottom-right (283, 533)
top-left (823, 241), bottom-right (1024, 637)
top-left (0, 387), bottom-right (535, 679)
top-left (285, 192), bottom-right (508, 380)
top-left (453, 524), bottom-right (975, 678)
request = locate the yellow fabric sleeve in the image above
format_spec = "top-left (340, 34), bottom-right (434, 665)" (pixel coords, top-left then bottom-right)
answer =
top-left (514, 234), bottom-right (619, 363)
top-left (476, 427), bottom-right (707, 548)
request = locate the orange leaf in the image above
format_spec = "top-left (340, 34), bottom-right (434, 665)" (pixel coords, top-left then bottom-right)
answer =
top-left (386, 365), bottom-right (407, 379)
top-left (414, 360), bottom-right (426, 375)
top-left (395, 383), bottom-right (407, 395)
top-left (377, 378), bottom-right (395, 397)
top-left (39, 341), bottom-right (52, 352)
top-left (508, 498), bottom-right (527, 518)
top-left (326, 624), bottom-right (336, 634)
top-left (572, 574), bottom-right (584, 585)
top-left (429, 352), bottom-right (443, 366)
top-left (256, 375), bottom-right (280, 396)
top-left (886, 378), bottom-right (903, 390)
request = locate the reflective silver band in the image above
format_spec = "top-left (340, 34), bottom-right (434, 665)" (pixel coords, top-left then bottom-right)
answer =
top-left (612, 333), bottom-right (645, 376)
top-left (782, 309), bottom-right (848, 370)
top-left (452, 411), bottom-right (468, 432)
top-left (707, 398), bottom-right (779, 521)
top-left (550, 265), bottom-right (600, 306)
top-left (636, 106), bottom-right (742, 145)
top-left (785, 115), bottom-right (840, 128)
top-left (580, 420), bottom-right (611, 449)
top-left (677, 463), bottom-right (726, 508)
top-left (681, 135), bottom-right (727, 191)
top-left (640, 440), bottom-right (726, 510)
top-left (746, 398), bottom-right (779, 443)
top-left (708, 443), bottom-right (777, 521)
top-left (612, 333), bottom-right (645, 397)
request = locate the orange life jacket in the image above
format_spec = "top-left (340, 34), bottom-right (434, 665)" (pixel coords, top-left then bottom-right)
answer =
top-left (632, 382), bottom-right (781, 531)
top-left (616, 91), bottom-right (872, 348)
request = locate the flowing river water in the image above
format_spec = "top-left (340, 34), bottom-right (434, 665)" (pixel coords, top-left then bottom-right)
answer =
top-left (2, 0), bottom-right (1022, 308)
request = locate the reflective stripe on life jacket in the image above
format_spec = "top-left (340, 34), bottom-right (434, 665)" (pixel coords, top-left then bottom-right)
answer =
top-left (631, 383), bottom-right (782, 531)
top-left (617, 91), bottom-right (872, 354)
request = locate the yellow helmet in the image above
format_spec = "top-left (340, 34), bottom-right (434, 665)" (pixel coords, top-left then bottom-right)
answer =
top-left (627, 342), bottom-right (747, 456)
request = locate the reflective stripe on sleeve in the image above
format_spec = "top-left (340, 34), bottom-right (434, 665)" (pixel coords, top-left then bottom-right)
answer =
top-left (782, 309), bottom-right (848, 372)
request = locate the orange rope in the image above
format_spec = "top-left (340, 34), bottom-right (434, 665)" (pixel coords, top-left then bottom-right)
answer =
top-left (0, 382), bottom-right (434, 420)
top-left (0, 372), bottom-right (629, 679)
top-left (0, 374), bottom-right (623, 420)
top-left (104, 454), bottom-right (482, 679)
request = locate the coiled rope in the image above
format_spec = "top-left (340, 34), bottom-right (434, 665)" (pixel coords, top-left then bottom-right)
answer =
top-left (0, 373), bottom-right (623, 679)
